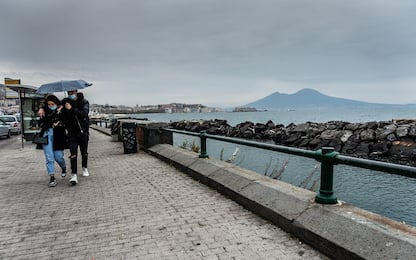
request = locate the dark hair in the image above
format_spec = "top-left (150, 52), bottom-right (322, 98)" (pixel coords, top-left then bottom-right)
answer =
top-left (45, 95), bottom-right (61, 106)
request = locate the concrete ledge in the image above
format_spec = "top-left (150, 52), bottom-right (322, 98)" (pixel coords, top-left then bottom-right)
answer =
top-left (148, 144), bottom-right (416, 259)
top-left (90, 125), bottom-right (111, 136)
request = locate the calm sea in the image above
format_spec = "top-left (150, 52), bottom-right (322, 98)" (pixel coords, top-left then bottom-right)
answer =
top-left (131, 107), bottom-right (416, 227)
top-left (132, 106), bottom-right (416, 126)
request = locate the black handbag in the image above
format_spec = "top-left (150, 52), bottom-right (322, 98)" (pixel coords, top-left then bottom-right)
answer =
top-left (32, 134), bottom-right (48, 145)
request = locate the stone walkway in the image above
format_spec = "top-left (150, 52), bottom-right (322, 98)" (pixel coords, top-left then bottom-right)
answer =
top-left (0, 130), bottom-right (328, 259)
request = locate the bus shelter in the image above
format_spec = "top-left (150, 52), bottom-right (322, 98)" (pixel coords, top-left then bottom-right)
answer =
top-left (5, 84), bottom-right (44, 147)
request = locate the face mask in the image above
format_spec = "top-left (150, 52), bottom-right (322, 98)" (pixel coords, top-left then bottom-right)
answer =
top-left (68, 94), bottom-right (77, 100)
top-left (48, 105), bottom-right (57, 111)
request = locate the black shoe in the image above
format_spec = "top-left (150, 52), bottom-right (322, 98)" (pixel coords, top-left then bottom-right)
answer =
top-left (49, 176), bottom-right (57, 187)
top-left (61, 168), bottom-right (67, 178)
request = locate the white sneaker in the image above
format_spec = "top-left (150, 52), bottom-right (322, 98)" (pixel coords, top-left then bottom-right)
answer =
top-left (69, 174), bottom-right (78, 185)
top-left (82, 168), bottom-right (89, 177)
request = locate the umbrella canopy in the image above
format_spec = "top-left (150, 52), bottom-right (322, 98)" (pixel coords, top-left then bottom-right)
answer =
top-left (36, 80), bottom-right (92, 94)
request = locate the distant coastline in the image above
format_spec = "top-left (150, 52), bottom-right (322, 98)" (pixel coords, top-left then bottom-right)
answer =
top-left (232, 107), bottom-right (267, 112)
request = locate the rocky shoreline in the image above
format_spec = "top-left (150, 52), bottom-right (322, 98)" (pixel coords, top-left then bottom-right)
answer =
top-left (168, 119), bottom-right (416, 167)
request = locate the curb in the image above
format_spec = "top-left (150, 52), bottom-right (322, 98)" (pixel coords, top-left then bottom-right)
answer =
top-left (89, 125), bottom-right (111, 136)
top-left (148, 144), bottom-right (416, 260)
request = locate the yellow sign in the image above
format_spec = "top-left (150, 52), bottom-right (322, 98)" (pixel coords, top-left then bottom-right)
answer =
top-left (4, 78), bottom-right (21, 85)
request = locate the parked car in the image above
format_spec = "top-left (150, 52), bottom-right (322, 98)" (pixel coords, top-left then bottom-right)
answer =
top-left (0, 115), bottom-right (21, 134)
top-left (0, 119), bottom-right (11, 139)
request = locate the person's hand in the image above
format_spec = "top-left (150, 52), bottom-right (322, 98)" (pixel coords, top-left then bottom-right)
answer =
top-left (57, 105), bottom-right (63, 114)
top-left (65, 103), bottom-right (72, 110)
top-left (38, 108), bottom-right (45, 118)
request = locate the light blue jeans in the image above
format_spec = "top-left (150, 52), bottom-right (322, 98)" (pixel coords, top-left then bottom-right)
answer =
top-left (42, 128), bottom-right (66, 175)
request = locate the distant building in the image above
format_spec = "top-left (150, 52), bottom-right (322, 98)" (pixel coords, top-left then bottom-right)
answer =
top-left (233, 107), bottom-right (258, 112)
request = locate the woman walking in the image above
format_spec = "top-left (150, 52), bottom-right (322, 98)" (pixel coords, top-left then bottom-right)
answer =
top-left (38, 95), bottom-right (68, 187)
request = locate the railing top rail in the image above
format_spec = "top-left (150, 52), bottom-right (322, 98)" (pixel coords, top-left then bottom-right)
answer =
top-left (335, 155), bottom-right (416, 178)
top-left (163, 128), bottom-right (416, 179)
top-left (165, 128), bottom-right (200, 137)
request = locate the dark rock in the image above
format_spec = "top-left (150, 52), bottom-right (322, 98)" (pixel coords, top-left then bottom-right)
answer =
top-left (340, 130), bottom-right (353, 143)
top-left (375, 124), bottom-right (397, 139)
top-left (370, 141), bottom-right (391, 157)
top-left (341, 141), bottom-right (358, 154)
top-left (386, 133), bottom-right (398, 142)
top-left (298, 138), bottom-right (310, 148)
top-left (409, 126), bottom-right (416, 137)
top-left (345, 123), bottom-right (361, 131)
top-left (292, 123), bottom-right (310, 133)
top-left (189, 124), bottom-right (200, 132)
top-left (242, 129), bottom-right (254, 139)
top-left (273, 130), bottom-right (288, 143)
top-left (359, 129), bottom-right (376, 141)
top-left (390, 140), bottom-right (416, 164)
top-left (320, 130), bottom-right (340, 140)
top-left (261, 129), bottom-right (275, 140)
top-left (396, 126), bottom-right (409, 138)
top-left (239, 122), bottom-right (254, 134)
top-left (265, 120), bottom-right (275, 128)
top-left (327, 121), bottom-right (347, 130)
top-left (366, 121), bottom-right (379, 130)
top-left (308, 138), bottom-right (322, 150)
top-left (206, 126), bottom-right (218, 134)
top-left (355, 142), bottom-right (373, 157)
top-left (328, 138), bottom-right (343, 152)
top-left (284, 132), bottom-right (303, 146)
top-left (255, 123), bottom-right (267, 135)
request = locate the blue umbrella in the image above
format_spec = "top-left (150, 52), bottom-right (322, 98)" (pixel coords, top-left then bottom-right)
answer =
top-left (36, 80), bottom-right (92, 94)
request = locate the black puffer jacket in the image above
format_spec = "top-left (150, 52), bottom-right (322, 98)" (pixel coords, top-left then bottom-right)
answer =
top-left (39, 107), bottom-right (68, 150)
top-left (62, 92), bottom-right (89, 135)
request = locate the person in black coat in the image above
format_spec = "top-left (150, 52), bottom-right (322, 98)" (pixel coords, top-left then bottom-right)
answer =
top-left (38, 95), bottom-right (68, 187)
top-left (61, 90), bottom-right (90, 185)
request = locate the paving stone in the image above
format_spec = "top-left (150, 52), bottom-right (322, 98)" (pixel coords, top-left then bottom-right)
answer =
top-left (0, 130), bottom-right (328, 259)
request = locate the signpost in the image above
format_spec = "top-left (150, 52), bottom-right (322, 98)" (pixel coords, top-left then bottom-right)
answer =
top-left (4, 78), bottom-right (21, 85)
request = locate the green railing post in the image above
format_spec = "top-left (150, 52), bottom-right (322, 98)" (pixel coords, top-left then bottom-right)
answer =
top-left (199, 130), bottom-right (209, 158)
top-left (315, 147), bottom-right (338, 204)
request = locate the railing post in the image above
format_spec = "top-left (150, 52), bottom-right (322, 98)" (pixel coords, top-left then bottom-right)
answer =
top-left (315, 147), bottom-right (338, 204)
top-left (199, 130), bottom-right (209, 158)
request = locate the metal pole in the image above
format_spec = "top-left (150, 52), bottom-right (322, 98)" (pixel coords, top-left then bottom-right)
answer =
top-left (18, 89), bottom-right (24, 149)
top-left (315, 147), bottom-right (338, 204)
top-left (199, 130), bottom-right (209, 158)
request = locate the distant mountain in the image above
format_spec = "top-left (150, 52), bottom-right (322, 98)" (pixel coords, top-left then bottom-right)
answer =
top-left (243, 88), bottom-right (412, 110)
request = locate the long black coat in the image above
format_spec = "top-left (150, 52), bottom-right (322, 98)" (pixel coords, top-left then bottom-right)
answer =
top-left (38, 108), bottom-right (68, 150)
top-left (61, 92), bottom-right (89, 136)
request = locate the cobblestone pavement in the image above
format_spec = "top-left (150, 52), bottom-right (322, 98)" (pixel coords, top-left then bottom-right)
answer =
top-left (0, 130), bottom-right (329, 259)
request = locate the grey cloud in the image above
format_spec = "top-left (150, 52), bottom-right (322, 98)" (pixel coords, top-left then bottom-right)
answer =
top-left (1, 0), bottom-right (415, 106)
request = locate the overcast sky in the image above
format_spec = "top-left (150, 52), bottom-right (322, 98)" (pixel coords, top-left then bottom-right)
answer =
top-left (1, 0), bottom-right (415, 107)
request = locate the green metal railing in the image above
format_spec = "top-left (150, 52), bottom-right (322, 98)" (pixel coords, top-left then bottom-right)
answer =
top-left (164, 128), bottom-right (416, 205)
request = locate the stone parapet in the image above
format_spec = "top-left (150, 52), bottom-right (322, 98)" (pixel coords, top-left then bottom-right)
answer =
top-left (148, 144), bottom-right (416, 259)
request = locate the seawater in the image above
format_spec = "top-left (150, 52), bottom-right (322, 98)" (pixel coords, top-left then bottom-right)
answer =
top-left (131, 107), bottom-right (416, 227)
top-left (132, 106), bottom-right (416, 126)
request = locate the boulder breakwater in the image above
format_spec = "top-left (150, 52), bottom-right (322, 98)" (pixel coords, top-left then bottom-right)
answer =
top-left (168, 119), bottom-right (416, 166)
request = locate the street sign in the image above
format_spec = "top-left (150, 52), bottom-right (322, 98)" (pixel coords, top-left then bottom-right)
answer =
top-left (4, 78), bottom-right (21, 85)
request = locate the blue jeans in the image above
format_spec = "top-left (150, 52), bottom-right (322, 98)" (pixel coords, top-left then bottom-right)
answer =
top-left (42, 128), bottom-right (66, 175)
